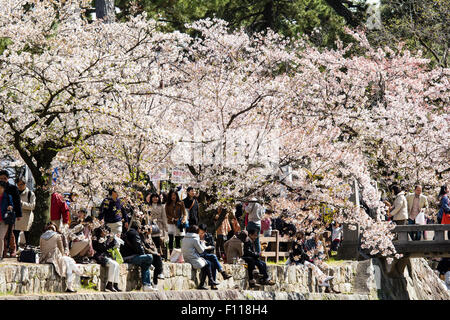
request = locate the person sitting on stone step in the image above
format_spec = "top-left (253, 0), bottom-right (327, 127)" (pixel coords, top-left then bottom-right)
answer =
top-left (92, 226), bottom-right (122, 292)
top-left (242, 228), bottom-right (275, 288)
top-left (287, 231), bottom-right (337, 292)
top-left (40, 222), bottom-right (83, 293)
top-left (140, 224), bottom-right (165, 287)
top-left (224, 230), bottom-right (245, 264)
top-left (68, 215), bottom-right (95, 264)
top-left (198, 224), bottom-right (232, 282)
top-left (181, 225), bottom-right (219, 290)
top-left (120, 219), bottom-right (157, 292)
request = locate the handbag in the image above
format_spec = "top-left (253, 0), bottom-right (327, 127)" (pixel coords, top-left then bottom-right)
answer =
top-left (150, 220), bottom-right (161, 236)
top-left (169, 248), bottom-right (184, 263)
top-left (18, 246), bottom-right (40, 263)
top-left (3, 209), bottom-right (15, 225)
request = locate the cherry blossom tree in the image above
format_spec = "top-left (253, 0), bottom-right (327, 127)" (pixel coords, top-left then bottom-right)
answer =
top-left (0, 1), bottom-right (448, 258)
top-left (0, 0), bottom-right (186, 242)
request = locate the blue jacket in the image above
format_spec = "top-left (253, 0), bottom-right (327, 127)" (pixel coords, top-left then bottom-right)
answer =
top-left (0, 193), bottom-right (14, 220)
top-left (438, 195), bottom-right (450, 220)
top-left (99, 197), bottom-right (127, 224)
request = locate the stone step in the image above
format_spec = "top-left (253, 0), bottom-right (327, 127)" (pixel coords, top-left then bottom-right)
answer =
top-left (0, 289), bottom-right (373, 300)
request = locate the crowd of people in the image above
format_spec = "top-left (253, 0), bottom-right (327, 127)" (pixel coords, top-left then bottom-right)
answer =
top-left (0, 166), bottom-right (449, 292)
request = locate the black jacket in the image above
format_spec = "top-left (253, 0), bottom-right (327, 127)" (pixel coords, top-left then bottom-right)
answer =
top-left (6, 183), bottom-right (22, 218)
top-left (120, 228), bottom-right (145, 257)
top-left (243, 239), bottom-right (260, 259)
top-left (92, 236), bottom-right (116, 266)
top-left (183, 197), bottom-right (199, 226)
top-left (203, 232), bottom-right (215, 253)
top-left (289, 239), bottom-right (311, 264)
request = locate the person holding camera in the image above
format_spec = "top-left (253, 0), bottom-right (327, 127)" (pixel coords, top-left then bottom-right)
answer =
top-left (0, 181), bottom-right (14, 261)
top-left (92, 226), bottom-right (122, 292)
top-left (140, 224), bottom-right (165, 286)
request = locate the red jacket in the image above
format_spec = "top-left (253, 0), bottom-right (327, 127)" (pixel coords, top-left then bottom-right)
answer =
top-left (51, 192), bottom-right (70, 224)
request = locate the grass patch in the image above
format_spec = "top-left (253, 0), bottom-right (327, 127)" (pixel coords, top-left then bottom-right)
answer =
top-left (324, 256), bottom-right (346, 266)
top-left (266, 258), bottom-right (288, 265)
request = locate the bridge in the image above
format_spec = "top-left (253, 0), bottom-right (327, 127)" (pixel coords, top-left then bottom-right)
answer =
top-left (338, 223), bottom-right (450, 277)
top-left (392, 224), bottom-right (450, 258)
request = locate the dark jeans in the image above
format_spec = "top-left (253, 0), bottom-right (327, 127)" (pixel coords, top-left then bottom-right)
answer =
top-left (246, 221), bottom-right (261, 254)
top-left (243, 256), bottom-right (268, 281)
top-left (168, 234), bottom-right (182, 250)
top-left (151, 254), bottom-right (164, 284)
top-left (129, 254), bottom-right (153, 286)
top-left (13, 230), bottom-right (30, 249)
top-left (407, 219), bottom-right (421, 241)
top-left (215, 235), bottom-right (226, 260)
top-left (199, 260), bottom-right (214, 286)
top-left (201, 253), bottom-right (222, 281)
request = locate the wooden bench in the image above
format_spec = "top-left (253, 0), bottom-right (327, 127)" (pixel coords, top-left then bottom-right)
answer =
top-left (259, 230), bottom-right (291, 263)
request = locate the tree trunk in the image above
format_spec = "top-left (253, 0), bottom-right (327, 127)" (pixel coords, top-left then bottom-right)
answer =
top-left (28, 180), bottom-right (52, 246)
top-left (95, 0), bottom-right (116, 23)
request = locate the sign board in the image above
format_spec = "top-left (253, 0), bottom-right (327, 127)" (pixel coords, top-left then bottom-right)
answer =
top-left (150, 168), bottom-right (168, 182)
top-left (171, 167), bottom-right (187, 183)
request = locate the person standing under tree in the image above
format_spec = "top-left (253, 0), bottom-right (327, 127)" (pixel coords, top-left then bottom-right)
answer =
top-left (244, 198), bottom-right (264, 254)
top-left (0, 181), bottom-right (14, 261)
top-left (214, 207), bottom-right (231, 261)
top-left (98, 189), bottom-right (128, 237)
top-left (387, 185), bottom-right (408, 225)
top-left (183, 187), bottom-right (199, 226)
top-left (165, 189), bottom-right (187, 254)
top-left (438, 185), bottom-right (449, 225)
top-left (0, 170), bottom-right (22, 258)
top-left (438, 185), bottom-right (450, 240)
top-left (13, 177), bottom-right (35, 249)
top-left (50, 191), bottom-right (70, 232)
top-left (144, 193), bottom-right (168, 257)
top-left (406, 185), bottom-right (429, 241)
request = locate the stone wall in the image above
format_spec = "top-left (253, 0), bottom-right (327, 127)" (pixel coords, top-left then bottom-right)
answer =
top-left (0, 289), bottom-right (372, 300)
top-left (0, 258), bottom-right (448, 299)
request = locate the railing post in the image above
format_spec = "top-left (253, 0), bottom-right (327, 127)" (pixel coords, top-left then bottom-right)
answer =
top-left (397, 230), bottom-right (408, 242)
top-left (435, 230), bottom-right (445, 241)
top-left (275, 230), bottom-right (280, 264)
top-left (337, 223), bottom-right (360, 260)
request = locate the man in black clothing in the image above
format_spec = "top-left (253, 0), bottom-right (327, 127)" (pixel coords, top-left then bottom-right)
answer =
top-left (242, 229), bottom-right (275, 288)
top-left (0, 170), bottom-right (22, 257)
top-left (183, 187), bottom-right (199, 226)
top-left (120, 220), bottom-right (155, 291)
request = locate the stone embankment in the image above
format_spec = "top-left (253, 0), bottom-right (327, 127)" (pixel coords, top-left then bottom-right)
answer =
top-left (0, 257), bottom-right (448, 300)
